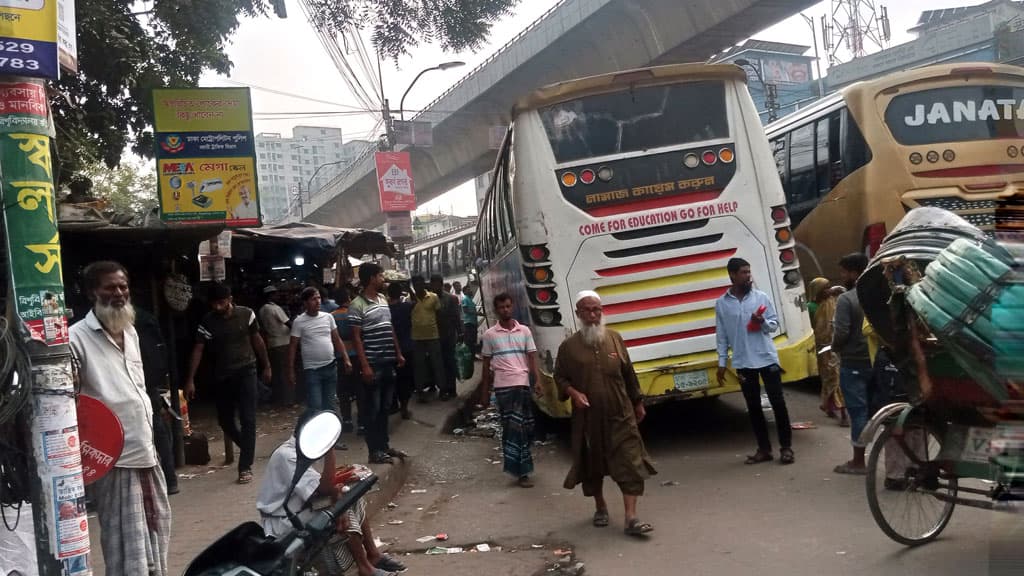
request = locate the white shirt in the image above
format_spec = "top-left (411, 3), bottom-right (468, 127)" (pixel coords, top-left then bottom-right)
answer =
top-left (233, 199), bottom-right (259, 220)
top-left (290, 312), bottom-right (336, 370)
top-left (69, 311), bottom-right (157, 468)
top-left (259, 302), bottom-right (291, 349)
top-left (256, 437), bottom-right (321, 538)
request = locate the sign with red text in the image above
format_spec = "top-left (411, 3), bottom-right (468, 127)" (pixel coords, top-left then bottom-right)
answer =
top-left (375, 151), bottom-right (416, 212)
top-left (76, 395), bottom-right (123, 485)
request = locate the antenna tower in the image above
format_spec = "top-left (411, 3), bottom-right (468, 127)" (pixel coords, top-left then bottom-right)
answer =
top-left (822, 0), bottom-right (891, 66)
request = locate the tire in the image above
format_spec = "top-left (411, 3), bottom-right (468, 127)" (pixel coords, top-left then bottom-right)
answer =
top-left (866, 422), bottom-right (958, 546)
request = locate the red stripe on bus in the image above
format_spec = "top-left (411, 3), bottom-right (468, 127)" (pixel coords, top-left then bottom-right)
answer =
top-left (587, 190), bottom-right (722, 217)
top-left (595, 249), bottom-right (737, 277)
top-left (624, 326), bottom-right (717, 347)
top-left (603, 286), bottom-right (728, 315)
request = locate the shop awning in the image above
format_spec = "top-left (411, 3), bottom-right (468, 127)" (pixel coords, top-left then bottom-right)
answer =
top-left (233, 222), bottom-right (395, 257)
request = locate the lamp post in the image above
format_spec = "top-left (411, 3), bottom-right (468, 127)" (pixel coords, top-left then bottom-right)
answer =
top-left (305, 159), bottom-right (347, 203)
top-left (399, 61), bottom-right (465, 121)
top-left (735, 58), bottom-right (778, 121)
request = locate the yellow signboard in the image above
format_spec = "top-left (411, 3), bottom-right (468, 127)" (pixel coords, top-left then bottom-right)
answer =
top-left (152, 88), bottom-right (260, 226)
top-left (0, 0), bottom-right (59, 78)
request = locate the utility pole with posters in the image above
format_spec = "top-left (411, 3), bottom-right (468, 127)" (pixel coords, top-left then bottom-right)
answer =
top-left (0, 2), bottom-right (91, 574)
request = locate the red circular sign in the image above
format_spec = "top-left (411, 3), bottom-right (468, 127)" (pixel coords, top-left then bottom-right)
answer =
top-left (76, 395), bottom-right (125, 486)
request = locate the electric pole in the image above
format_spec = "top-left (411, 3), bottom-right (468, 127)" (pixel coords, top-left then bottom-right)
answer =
top-left (1, 76), bottom-right (86, 575)
top-left (766, 83), bottom-right (779, 121)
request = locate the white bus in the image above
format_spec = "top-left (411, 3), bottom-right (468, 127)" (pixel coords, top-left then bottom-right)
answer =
top-left (404, 224), bottom-right (478, 288)
top-left (476, 63), bottom-right (816, 417)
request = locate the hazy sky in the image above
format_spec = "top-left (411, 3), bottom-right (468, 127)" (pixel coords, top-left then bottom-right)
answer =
top-left (200, 0), bottom-right (978, 218)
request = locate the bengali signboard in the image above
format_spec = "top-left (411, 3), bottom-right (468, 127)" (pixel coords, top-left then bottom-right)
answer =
top-left (0, 0), bottom-right (58, 78)
top-left (386, 211), bottom-right (413, 242)
top-left (0, 79), bottom-right (67, 346)
top-left (375, 151), bottom-right (416, 212)
top-left (152, 87), bottom-right (261, 226)
top-left (56, 0), bottom-right (75, 72)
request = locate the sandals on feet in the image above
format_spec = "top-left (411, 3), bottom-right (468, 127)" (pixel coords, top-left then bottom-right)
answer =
top-left (237, 470), bottom-right (253, 484)
top-left (624, 518), bottom-right (654, 536)
top-left (385, 448), bottom-right (408, 460)
top-left (369, 452), bottom-right (394, 465)
top-left (833, 462), bottom-right (867, 475)
top-left (744, 451), bottom-right (773, 465)
top-left (593, 510), bottom-right (609, 527)
top-left (518, 476), bottom-right (534, 488)
top-left (780, 448), bottom-right (795, 465)
top-left (374, 554), bottom-right (407, 573)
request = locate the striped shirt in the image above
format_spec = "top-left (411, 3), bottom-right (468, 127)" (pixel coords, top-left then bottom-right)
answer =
top-left (481, 320), bottom-right (537, 388)
top-left (348, 293), bottom-right (397, 365)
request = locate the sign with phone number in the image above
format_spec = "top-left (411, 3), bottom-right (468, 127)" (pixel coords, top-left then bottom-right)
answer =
top-left (0, 0), bottom-right (59, 79)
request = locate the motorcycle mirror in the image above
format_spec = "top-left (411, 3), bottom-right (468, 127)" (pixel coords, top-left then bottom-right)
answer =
top-left (283, 411), bottom-right (342, 529)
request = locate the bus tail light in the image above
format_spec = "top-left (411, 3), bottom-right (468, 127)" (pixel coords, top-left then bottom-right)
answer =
top-left (863, 223), bottom-right (887, 258)
top-left (521, 244), bottom-right (550, 262)
top-left (531, 309), bottom-right (562, 326)
top-left (683, 153), bottom-right (700, 169)
top-left (561, 172), bottom-right (577, 187)
top-left (701, 150), bottom-right (718, 165)
top-left (770, 206), bottom-right (788, 224)
top-left (783, 270), bottom-right (802, 288)
top-left (580, 169), bottom-right (596, 185)
top-left (775, 227), bottom-right (792, 244)
top-left (529, 266), bottom-right (553, 283)
top-left (597, 166), bottom-right (614, 182)
top-left (718, 148), bottom-right (735, 163)
top-left (779, 249), bottom-right (797, 265)
top-left (1008, 146), bottom-right (1019, 158)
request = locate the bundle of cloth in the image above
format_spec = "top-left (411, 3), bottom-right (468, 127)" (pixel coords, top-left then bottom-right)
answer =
top-left (905, 237), bottom-right (1023, 403)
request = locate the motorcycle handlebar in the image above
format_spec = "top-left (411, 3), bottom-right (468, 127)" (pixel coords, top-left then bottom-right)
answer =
top-left (303, 474), bottom-right (379, 542)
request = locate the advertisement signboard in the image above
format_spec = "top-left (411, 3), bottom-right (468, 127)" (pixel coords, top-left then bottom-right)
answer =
top-left (0, 0), bottom-right (58, 78)
top-left (153, 87), bottom-right (260, 226)
top-left (375, 151), bottom-right (416, 212)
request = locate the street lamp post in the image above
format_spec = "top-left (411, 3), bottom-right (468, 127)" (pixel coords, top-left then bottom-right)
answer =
top-left (399, 61), bottom-right (465, 121)
top-left (306, 159), bottom-right (347, 203)
top-left (735, 58), bottom-right (779, 121)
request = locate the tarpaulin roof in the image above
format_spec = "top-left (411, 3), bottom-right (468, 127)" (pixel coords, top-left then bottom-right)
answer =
top-left (233, 222), bottom-right (395, 257)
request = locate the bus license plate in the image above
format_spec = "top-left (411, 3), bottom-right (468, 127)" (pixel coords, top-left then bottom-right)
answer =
top-left (673, 371), bottom-right (709, 392)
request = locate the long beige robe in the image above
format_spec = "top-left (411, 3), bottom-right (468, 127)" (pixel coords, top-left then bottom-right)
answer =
top-left (554, 329), bottom-right (657, 490)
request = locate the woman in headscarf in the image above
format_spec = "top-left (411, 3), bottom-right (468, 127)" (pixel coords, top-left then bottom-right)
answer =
top-left (808, 278), bottom-right (848, 425)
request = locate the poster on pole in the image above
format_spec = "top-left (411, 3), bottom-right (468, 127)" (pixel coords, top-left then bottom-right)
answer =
top-left (152, 87), bottom-right (261, 227)
top-left (375, 151), bottom-right (416, 212)
top-left (0, 0), bottom-right (58, 78)
top-left (385, 211), bottom-right (413, 243)
top-left (56, 0), bottom-right (76, 72)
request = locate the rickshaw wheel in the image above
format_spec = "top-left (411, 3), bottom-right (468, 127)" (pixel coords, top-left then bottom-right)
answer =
top-left (866, 422), bottom-right (958, 546)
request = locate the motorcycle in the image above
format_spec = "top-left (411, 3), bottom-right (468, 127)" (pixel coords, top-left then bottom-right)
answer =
top-left (182, 412), bottom-right (378, 576)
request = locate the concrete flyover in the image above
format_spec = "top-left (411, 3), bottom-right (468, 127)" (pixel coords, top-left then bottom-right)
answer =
top-left (300, 0), bottom-right (817, 229)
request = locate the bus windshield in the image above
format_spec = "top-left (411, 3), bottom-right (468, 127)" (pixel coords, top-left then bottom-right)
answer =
top-left (539, 80), bottom-right (729, 163)
top-left (884, 85), bottom-right (1024, 145)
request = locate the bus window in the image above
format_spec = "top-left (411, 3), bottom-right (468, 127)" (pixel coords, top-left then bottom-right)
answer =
top-left (787, 123), bottom-right (816, 225)
top-left (842, 109), bottom-right (872, 176)
top-left (539, 81), bottom-right (729, 163)
top-left (883, 85), bottom-right (1024, 145)
top-left (772, 136), bottom-right (788, 186)
top-left (815, 117), bottom-right (830, 196)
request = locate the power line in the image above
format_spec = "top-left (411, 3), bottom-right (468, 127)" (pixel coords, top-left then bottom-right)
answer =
top-left (218, 78), bottom-right (370, 110)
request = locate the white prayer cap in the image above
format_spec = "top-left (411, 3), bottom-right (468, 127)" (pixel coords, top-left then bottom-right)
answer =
top-left (574, 290), bottom-right (601, 306)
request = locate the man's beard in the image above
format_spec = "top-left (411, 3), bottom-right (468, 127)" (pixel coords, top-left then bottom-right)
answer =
top-left (95, 301), bottom-right (136, 334)
top-left (579, 317), bottom-right (606, 347)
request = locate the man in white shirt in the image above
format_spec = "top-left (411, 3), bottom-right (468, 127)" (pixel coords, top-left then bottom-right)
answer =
top-left (70, 261), bottom-right (171, 576)
top-left (259, 285), bottom-right (292, 405)
top-left (289, 287), bottom-right (353, 417)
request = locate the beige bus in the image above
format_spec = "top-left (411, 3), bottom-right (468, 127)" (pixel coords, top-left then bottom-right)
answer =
top-left (766, 62), bottom-right (1024, 281)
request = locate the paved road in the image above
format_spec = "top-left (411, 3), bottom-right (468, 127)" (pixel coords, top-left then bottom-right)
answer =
top-left (383, 383), bottom-right (1023, 576)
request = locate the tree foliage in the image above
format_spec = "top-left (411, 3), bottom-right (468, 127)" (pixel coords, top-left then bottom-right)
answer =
top-left (74, 160), bottom-right (159, 217)
top-left (54, 0), bottom-right (517, 186)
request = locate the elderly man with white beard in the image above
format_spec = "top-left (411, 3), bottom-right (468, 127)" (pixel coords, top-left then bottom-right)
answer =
top-left (554, 290), bottom-right (657, 538)
top-left (70, 260), bottom-right (171, 575)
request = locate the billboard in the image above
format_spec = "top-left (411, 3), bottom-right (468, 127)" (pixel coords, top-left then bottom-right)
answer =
top-left (375, 151), bottom-right (416, 212)
top-left (393, 120), bottom-right (433, 147)
top-left (152, 87), bottom-right (261, 226)
top-left (0, 0), bottom-right (59, 78)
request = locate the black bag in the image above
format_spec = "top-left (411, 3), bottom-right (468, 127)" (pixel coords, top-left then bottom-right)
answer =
top-left (867, 347), bottom-right (908, 416)
top-left (184, 432), bottom-right (211, 466)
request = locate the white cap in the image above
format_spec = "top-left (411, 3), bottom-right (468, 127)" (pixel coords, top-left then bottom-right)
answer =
top-left (574, 290), bottom-right (601, 306)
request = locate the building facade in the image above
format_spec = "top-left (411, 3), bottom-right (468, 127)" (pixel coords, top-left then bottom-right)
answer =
top-left (255, 126), bottom-right (374, 223)
top-left (710, 40), bottom-right (821, 124)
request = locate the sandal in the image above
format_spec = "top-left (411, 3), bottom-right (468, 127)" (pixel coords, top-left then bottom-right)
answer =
top-left (237, 470), bottom-right (253, 484)
top-left (369, 452), bottom-right (394, 465)
top-left (624, 518), bottom-right (653, 536)
top-left (385, 448), bottom-right (409, 460)
top-left (833, 462), bottom-right (867, 475)
top-left (744, 451), bottom-right (773, 465)
top-left (592, 510), bottom-right (609, 527)
top-left (518, 476), bottom-right (534, 488)
top-left (780, 448), bottom-right (795, 465)
top-left (374, 554), bottom-right (407, 573)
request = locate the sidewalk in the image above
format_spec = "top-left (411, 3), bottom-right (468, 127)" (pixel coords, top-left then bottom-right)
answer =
top-left (86, 369), bottom-right (482, 575)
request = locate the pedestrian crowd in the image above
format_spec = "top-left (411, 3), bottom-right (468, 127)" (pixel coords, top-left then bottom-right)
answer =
top-left (69, 249), bottom-right (895, 575)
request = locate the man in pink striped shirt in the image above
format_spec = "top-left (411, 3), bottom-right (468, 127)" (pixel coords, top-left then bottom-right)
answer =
top-left (480, 293), bottom-right (543, 488)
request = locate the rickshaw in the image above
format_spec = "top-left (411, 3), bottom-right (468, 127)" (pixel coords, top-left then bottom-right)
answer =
top-left (854, 207), bottom-right (1024, 546)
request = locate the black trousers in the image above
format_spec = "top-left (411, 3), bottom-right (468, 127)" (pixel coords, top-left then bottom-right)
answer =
top-left (737, 364), bottom-right (792, 452)
top-left (153, 412), bottom-right (177, 491)
top-left (215, 364), bottom-right (258, 472)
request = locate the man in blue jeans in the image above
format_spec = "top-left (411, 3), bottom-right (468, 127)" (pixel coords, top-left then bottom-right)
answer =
top-left (288, 287), bottom-right (353, 419)
top-left (349, 263), bottom-right (408, 464)
top-left (715, 258), bottom-right (794, 465)
top-left (832, 253), bottom-right (872, 475)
